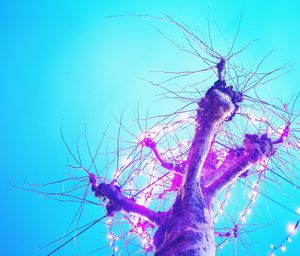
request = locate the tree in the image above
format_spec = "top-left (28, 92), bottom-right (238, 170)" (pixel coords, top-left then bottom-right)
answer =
top-left (31, 15), bottom-right (300, 256)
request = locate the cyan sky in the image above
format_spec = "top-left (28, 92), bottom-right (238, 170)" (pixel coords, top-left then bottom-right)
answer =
top-left (1, 1), bottom-right (300, 255)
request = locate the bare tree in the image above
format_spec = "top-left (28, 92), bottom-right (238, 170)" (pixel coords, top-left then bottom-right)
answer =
top-left (28, 15), bottom-right (300, 256)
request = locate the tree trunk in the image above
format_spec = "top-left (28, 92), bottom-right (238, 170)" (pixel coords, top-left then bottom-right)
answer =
top-left (153, 185), bottom-right (215, 256)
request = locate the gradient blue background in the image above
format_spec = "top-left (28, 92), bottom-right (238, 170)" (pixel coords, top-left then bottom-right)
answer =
top-left (1, 1), bottom-right (300, 255)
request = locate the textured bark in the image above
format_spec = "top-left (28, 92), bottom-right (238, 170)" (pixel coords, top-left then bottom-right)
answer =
top-left (153, 189), bottom-right (215, 256)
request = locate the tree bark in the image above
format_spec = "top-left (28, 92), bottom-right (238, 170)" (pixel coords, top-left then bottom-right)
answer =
top-left (153, 190), bottom-right (215, 256)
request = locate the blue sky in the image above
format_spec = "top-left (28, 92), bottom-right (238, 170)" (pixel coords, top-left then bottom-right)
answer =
top-left (1, 1), bottom-right (300, 255)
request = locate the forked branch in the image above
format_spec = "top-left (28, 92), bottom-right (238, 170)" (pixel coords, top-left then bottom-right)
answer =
top-left (89, 174), bottom-right (165, 226)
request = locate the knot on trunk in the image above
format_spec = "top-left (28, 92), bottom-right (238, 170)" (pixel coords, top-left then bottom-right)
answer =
top-left (244, 133), bottom-right (274, 162)
top-left (208, 80), bottom-right (242, 120)
top-left (197, 80), bottom-right (242, 123)
top-left (95, 183), bottom-right (126, 216)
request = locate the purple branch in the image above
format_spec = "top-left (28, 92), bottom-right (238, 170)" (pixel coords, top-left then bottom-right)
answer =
top-left (202, 148), bottom-right (242, 188)
top-left (142, 138), bottom-right (175, 170)
top-left (181, 84), bottom-right (236, 195)
top-left (206, 134), bottom-right (274, 200)
top-left (89, 174), bottom-right (164, 226)
top-left (272, 123), bottom-right (290, 144)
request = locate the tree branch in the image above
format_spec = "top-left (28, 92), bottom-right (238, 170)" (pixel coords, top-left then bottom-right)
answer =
top-left (205, 134), bottom-right (274, 201)
top-left (201, 147), bottom-right (243, 188)
top-left (181, 80), bottom-right (241, 196)
top-left (142, 137), bottom-right (176, 170)
top-left (89, 174), bottom-right (165, 226)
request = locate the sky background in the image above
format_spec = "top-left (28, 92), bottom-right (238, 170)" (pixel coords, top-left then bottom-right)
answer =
top-left (1, 0), bottom-right (300, 255)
